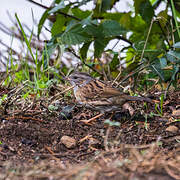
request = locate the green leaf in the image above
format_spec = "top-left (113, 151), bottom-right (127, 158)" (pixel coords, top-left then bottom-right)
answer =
top-left (48, 0), bottom-right (65, 14)
top-left (139, 0), bottom-right (154, 23)
top-left (94, 38), bottom-right (109, 57)
top-left (130, 15), bottom-right (146, 32)
top-left (102, 12), bottom-right (123, 21)
top-left (43, 37), bottom-right (58, 69)
top-left (166, 50), bottom-right (180, 63)
top-left (101, 0), bottom-right (111, 12)
top-left (61, 23), bottom-right (91, 45)
top-left (71, 8), bottom-right (91, 19)
top-left (134, 0), bottom-right (144, 14)
top-left (134, 0), bottom-right (154, 23)
top-left (15, 14), bottom-right (35, 62)
top-left (120, 13), bottom-right (132, 30)
top-left (80, 41), bottom-right (92, 59)
top-left (37, 9), bottom-right (49, 38)
top-left (100, 20), bottom-right (127, 37)
top-left (84, 24), bottom-right (102, 37)
top-left (51, 14), bottom-right (66, 36)
top-left (80, 14), bottom-right (98, 26)
top-left (110, 53), bottom-right (119, 71)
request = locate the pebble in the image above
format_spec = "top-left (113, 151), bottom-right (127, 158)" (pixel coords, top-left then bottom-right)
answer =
top-left (60, 136), bottom-right (76, 148)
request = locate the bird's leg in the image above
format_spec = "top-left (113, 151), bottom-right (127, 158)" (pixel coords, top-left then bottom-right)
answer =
top-left (109, 111), bottom-right (115, 120)
top-left (80, 113), bottom-right (104, 125)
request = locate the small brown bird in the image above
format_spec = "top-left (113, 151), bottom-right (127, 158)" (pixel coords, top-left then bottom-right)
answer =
top-left (66, 72), bottom-right (152, 123)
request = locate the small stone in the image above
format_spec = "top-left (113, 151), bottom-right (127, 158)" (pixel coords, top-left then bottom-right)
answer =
top-left (166, 125), bottom-right (179, 133)
top-left (60, 136), bottom-right (76, 148)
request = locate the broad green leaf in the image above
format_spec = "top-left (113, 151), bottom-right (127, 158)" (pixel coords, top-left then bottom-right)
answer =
top-left (65, 20), bottom-right (79, 31)
top-left (102, 12), bottom-right (123, 21)
top-left (37, 9), bottom-right (49, 38)
top-left (80, 14), bottom-right (98, 26)
top-left (120, 13), bottom-right (131, 30)
top-left (110, 53), bottom-right (119, 71)
top-left (84, 24), bottom-right (102, 37)
top-left (134, 0), bottom-right (154, 23)
top-left (80, 41), bottom-right (92, 59)
top-left (71, 8), bottom-right (91, 19)
top-left (48, 0), bottom-right (65, 14)
top-left (94, 38), bottom-right (109, 57)
top-left (100, 20), bottom-right (127, 37)
top-left (61, 24), bottom-right (91, 45)
top-left (51, 14), bottom-right (66, 36)
top-left (129, 15), bottom-right (146, 32)
top-left (139, 0), bottom-right (154, 23)
top-left (134, 0), bottom-right (145, 14)
top-left (101, 0), bottom-right (111, 12)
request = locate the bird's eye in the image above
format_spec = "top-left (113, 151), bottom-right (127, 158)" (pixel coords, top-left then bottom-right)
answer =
top-left (73, 76), bottom-right (78, 79)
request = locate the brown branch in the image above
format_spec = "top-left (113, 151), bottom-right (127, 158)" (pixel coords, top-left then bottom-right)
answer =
top-left (26, 0), bottom-right (81, 21)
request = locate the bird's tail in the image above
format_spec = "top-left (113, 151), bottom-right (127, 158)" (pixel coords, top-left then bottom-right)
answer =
top-left (124, 95), bottom-right (153, 103)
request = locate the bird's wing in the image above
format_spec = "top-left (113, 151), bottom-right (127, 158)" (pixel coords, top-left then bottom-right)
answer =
top-left (80, 79), bottom-right (123, 99)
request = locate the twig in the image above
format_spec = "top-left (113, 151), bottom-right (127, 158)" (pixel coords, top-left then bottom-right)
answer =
top-left (26, 0), bottom-right (81, 21)
top-left (6, 115), bottom-right (43, 122)
top-left (67, 47), bottom-right (103, 75)
top-left (117, 64), bottom-right (150, 85)
top-left (140, 18), bottom-right (154, 61)
top-left (44, 146), bottom-right (60, 161)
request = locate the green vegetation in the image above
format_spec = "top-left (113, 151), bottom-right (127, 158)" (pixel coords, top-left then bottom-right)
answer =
top-left (35, 0), bottom-right (180, 92)
top-left (2, 0), bottom-right (179, 97)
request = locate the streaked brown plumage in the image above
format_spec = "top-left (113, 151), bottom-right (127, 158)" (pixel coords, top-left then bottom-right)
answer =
top-left (66, 72), bottom-right (152, 113)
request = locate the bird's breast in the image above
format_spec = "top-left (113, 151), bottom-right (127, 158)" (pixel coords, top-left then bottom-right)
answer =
top-left (73, 86), bottom-right (86, 104)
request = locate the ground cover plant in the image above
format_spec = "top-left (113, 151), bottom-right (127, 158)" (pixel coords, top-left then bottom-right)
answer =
top-left (0, 0), bottom-right (180, 179)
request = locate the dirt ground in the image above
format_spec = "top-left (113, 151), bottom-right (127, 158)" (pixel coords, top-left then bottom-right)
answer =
top-left (0, 87), bottom-right (179, 180)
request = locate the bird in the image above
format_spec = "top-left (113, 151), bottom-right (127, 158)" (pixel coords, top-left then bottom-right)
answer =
top-left (66, 71), bottom-right (152, 123)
